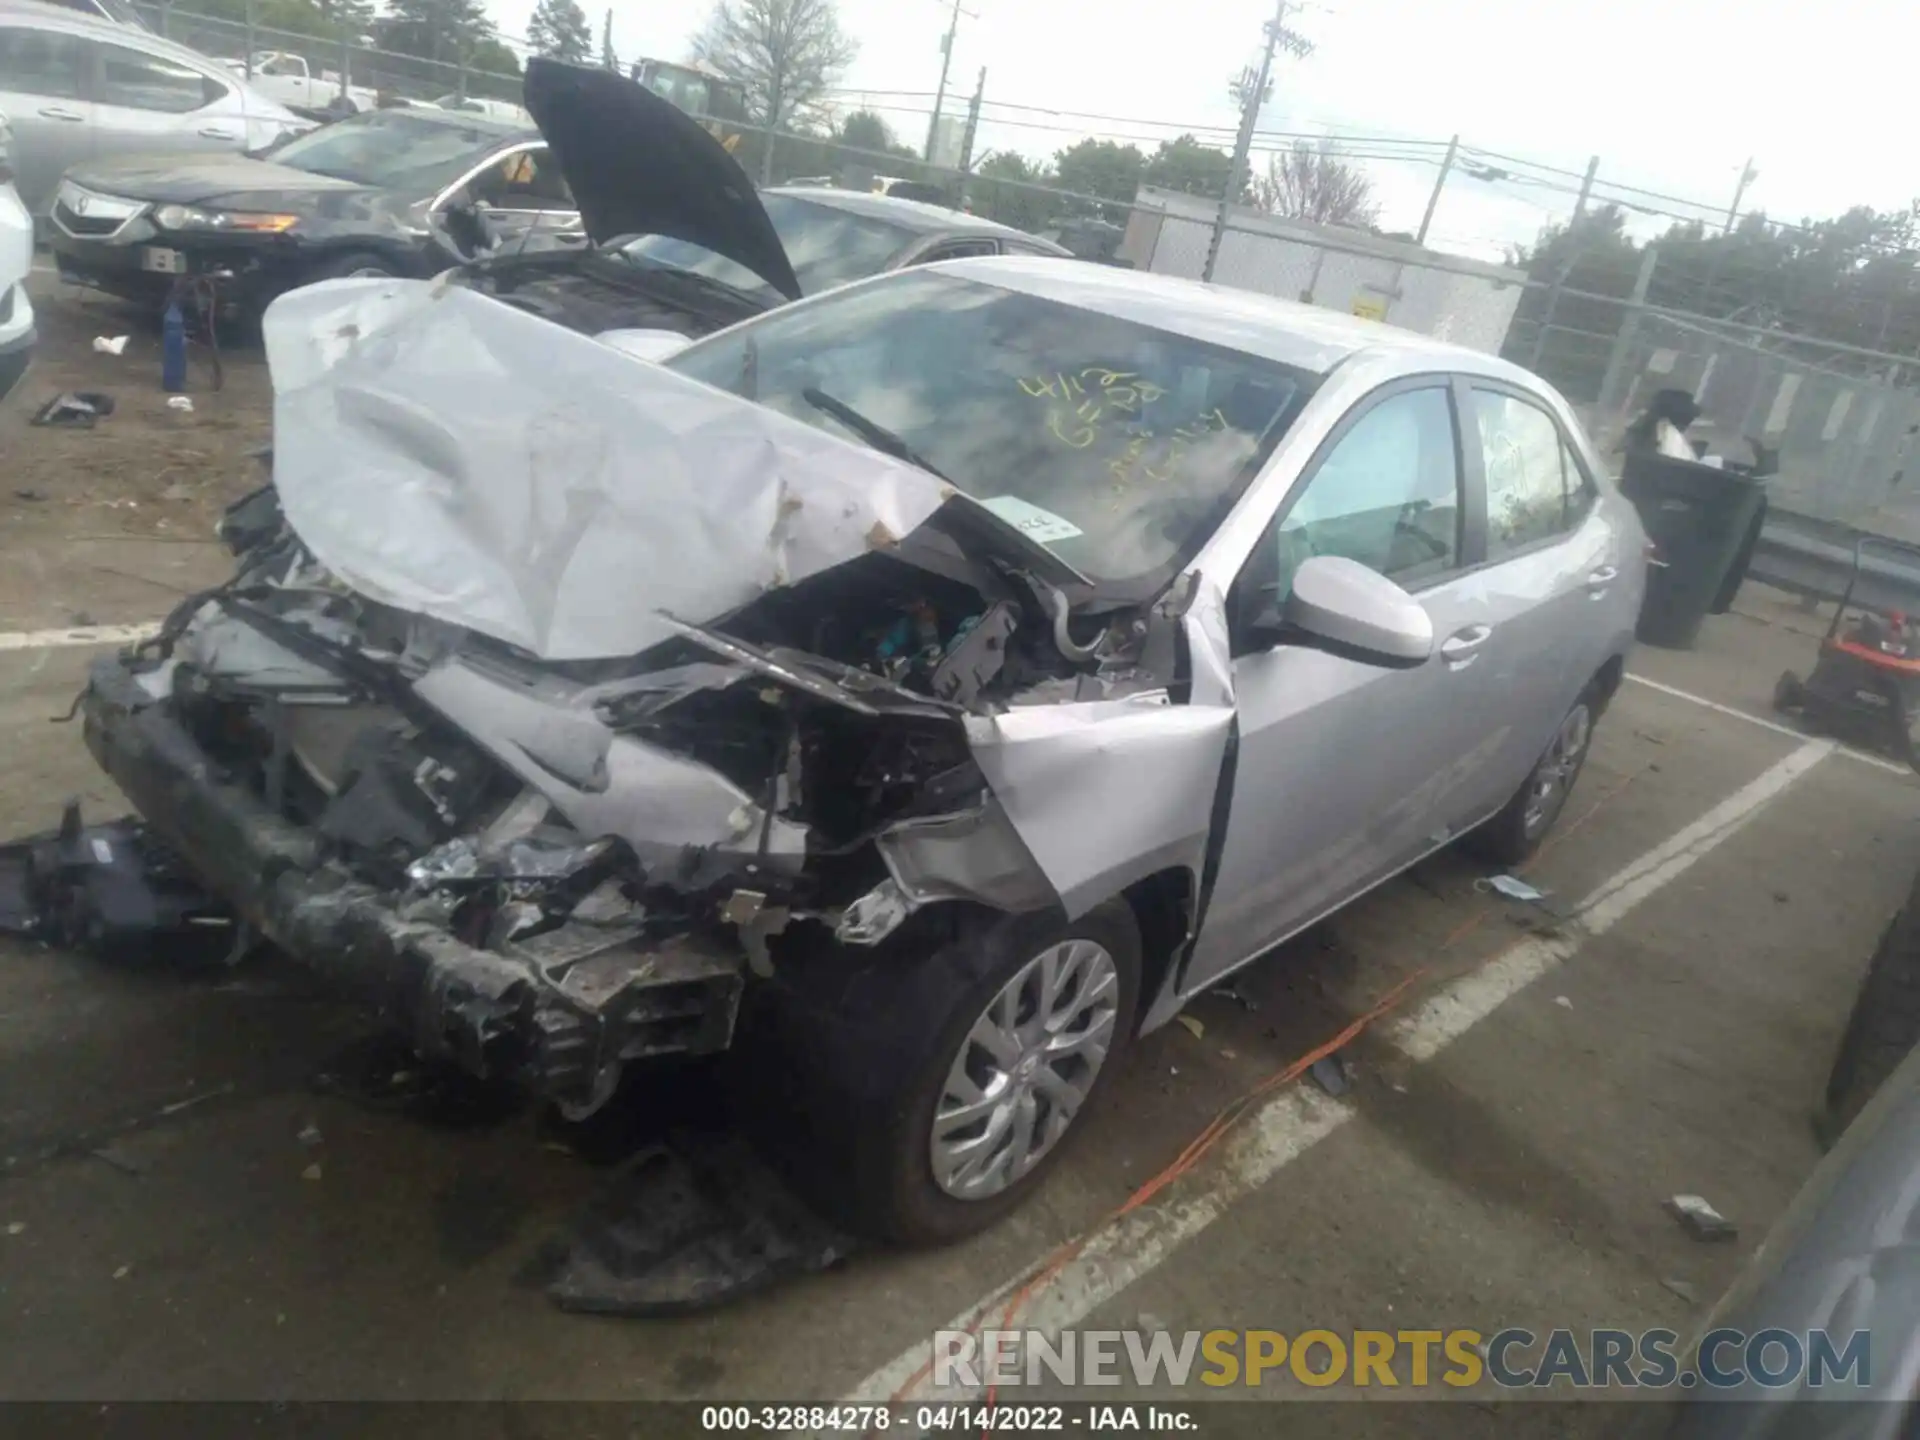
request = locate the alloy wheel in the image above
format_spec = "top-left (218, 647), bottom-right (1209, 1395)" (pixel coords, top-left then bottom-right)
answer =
top-left (1522, 701), bottom-right (1592, 836)
top-left (929, 938), bottom-right (1120, 1201)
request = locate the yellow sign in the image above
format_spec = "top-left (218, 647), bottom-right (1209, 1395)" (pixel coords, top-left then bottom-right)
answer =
top-left (1351, 295), bottom-right (1389, 323)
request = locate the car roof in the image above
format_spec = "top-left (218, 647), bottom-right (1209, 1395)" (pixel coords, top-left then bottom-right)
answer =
top-left (0, 0), bottom-right (306, 85)
top-left (932, 253), bottom-right (1538, 380)
top-left (372, 106), bottom-right (526, 140)
top-left (767, 185), bottom-right (1065, 248)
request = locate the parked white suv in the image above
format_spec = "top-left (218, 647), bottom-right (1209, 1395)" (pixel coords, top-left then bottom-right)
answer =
top-left (0, 113), bottom-right (33, 404)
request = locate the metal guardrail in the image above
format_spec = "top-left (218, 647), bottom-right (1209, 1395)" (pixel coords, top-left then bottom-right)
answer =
top-left (1751, 510), bottom-right (1920, 615)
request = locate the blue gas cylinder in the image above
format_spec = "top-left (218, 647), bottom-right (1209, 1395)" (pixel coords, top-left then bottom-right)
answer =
top-left (161, 299), bottom-right (186, 393)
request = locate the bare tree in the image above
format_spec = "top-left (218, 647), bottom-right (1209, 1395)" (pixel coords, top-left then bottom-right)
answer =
top-left (1253, 141), bottom-right (1379, 229)
top-left (694, 0), bottom-right (858, 181)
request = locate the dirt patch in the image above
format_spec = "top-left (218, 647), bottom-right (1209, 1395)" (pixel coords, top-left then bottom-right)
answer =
top-left (0, 275), bottom-right (271, 627)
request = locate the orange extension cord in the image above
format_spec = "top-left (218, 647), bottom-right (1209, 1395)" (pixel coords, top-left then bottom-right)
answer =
top-left (870, 765), bottom-right (1642, 1434)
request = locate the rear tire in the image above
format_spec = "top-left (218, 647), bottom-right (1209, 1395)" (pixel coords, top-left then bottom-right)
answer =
top-left (1819, 872), bottom-right (1920, 1147)
top-left (734, 899), bottom-right (1142, 1246)
top-left (1463, 690), bottom-right (1597, 868)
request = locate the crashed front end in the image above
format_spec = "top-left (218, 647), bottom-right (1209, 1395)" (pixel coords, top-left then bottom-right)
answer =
top-left (80, 276), bottom-right (1235, 1118)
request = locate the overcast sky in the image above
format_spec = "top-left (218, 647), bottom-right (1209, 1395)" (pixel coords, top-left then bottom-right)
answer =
top-left (486, 0), bottom-right (1914, 260)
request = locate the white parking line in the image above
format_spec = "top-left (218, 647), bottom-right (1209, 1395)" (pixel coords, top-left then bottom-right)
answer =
top-left (842, 738), bottom-right (1836, 1412)
top-left (1626, 672), bottom-right (1913, 775)
top-left (0, 622), bottom-right (158, 652)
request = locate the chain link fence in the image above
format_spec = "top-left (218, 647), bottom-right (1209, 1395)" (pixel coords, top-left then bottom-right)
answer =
top-left (132, 2), bottom-right (525, 105)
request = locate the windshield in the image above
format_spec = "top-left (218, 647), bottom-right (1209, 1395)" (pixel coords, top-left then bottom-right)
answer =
top-left (665, 271), bottom-right (1314, 585)
top-left (267, 111), bottom-right (504, 189)
top-left (620, 193), bottom-right (914, 301)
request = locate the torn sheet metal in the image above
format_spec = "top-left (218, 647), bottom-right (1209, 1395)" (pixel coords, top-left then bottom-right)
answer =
top-left (875, 800), bottom-right (1055, 913)
top-left (1180, 572), bottom-right (1236, 710)
top-left (260, 278), bottom-right (950, 662)
top-left (964, 697), bottom-right (1234, 919)
top-left (414, 656), bottom-right (807, 884)
top-left (175, 605), bottom-right (353, 698)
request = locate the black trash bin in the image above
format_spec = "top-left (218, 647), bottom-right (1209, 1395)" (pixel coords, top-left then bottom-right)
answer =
top-left (1620, 451), bottom-right (1768, 650)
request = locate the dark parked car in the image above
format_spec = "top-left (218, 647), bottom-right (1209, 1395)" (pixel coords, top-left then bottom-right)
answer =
top-left (49, 58), bottom-right (1067, 332)
top-left (48, 105), bottom-right (575, 308)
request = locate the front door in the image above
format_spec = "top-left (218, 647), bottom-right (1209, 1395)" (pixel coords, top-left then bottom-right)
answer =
top-left (1185, 378), bottom-right (1506, 991)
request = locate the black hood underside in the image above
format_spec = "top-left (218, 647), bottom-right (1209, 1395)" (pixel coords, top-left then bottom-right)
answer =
top-left (522, 57), bottom-right (801, 303)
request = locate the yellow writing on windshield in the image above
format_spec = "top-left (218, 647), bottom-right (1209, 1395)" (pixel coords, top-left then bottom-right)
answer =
top-left (1018, 367), bottom-right (1169, 450)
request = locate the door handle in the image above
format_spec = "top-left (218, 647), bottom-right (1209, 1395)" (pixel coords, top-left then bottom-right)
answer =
top-left (1586, 565), bottom-right (1619, 595)
top-left (1440, 624), bottom-right (1493, 667)
top-left (198, 126), bottom-right (239, 139)
top-left (39, 106), bottom-right (84, 122)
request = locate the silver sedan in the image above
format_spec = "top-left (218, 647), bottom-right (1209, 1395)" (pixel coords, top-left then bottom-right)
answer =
top-left (79, 256), bottom-right (1645, 1247)
top-left (0, 0), bottom-right (305, 216)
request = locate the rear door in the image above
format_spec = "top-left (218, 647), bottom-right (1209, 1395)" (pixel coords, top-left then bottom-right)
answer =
top-left (0, 23), bottom-right (94, 215)
top-left (1185, 379), bottom-right (1507, 990)
top-left (89, 38), bottom-right (244, 160)
top-left (1454, 381), bottom-right (1622, 815)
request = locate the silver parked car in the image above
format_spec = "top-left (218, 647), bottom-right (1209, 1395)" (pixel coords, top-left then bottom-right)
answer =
top-left (0, 0), bottom-right (306, 216)
top-left (79, 258), bottom-right (1645, 1245)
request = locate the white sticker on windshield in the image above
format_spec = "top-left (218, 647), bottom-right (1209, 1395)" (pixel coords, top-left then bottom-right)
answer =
top-left (982, 496), bottom-right (1084, 546)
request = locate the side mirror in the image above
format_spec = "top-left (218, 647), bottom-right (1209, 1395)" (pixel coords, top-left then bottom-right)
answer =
top-left (1251, 555), bottom-right (1433, 669)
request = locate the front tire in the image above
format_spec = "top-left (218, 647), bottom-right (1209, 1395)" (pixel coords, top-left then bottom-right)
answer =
top-left (1465, 690), bottom-right (1596, 867)
top-left (737, 899), bottom-right (1142, 1246)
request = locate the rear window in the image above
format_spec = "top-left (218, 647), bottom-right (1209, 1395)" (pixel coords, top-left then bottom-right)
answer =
top-left (621, 193), bottom-right (914, 300)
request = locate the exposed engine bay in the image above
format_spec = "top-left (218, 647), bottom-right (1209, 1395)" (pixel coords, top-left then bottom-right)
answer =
top-left (453, 245), bottom-right (769, 341)
top-left (84, 480), bottom-right (1182, 1115)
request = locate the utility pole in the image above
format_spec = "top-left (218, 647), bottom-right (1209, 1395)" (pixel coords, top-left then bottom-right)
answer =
top-left (956, 67), bottom-right (986, 204)
top-left (1204, 0), bottom-right (1290, 283)
top-left (925, 0), bottom-right (975, 164)
top-left (1724, 158), bottom-right (1757, 233)
top-left (1414, 134), bottom-right (1458, 247)
top-left (1694, 159), bottom-right (1757, 315)
top-left (1525, 153), bottom-right (1600, 370)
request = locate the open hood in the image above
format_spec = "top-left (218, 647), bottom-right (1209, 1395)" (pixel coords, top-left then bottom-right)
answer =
top-left (522, 57), bottom-right (802, 303)
top-left (260, 276), bottom-right (947, 661)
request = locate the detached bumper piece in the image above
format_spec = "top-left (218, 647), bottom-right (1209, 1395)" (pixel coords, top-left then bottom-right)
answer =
top-left (0, 799), bottom-right (233, 961)
top-left (547, 1133), bottom-right (858, 1316)
top-left (81, 659), bottom-right (747, 1116)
